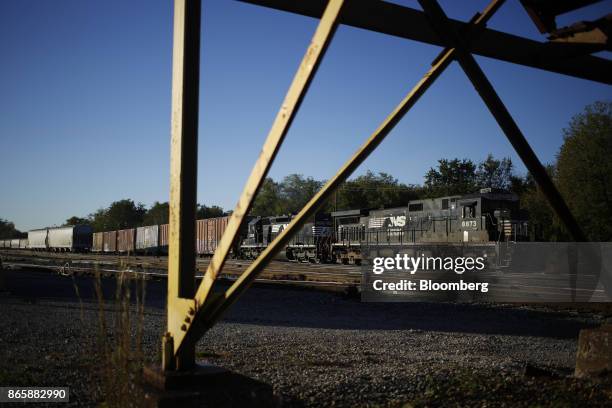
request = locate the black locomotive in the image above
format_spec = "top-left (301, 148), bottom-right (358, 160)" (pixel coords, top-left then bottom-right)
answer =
top-left (237, 188), bottom-right (528, 264)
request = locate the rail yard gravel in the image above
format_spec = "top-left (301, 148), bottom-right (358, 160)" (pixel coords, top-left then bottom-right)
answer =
top-left (0, 268), bottom-right (611, 407)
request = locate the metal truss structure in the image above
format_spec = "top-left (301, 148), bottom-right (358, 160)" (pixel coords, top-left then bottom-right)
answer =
top-left (163, 0), bottom-right (611, 370)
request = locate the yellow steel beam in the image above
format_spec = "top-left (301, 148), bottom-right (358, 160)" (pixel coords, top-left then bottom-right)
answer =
top-left (176, 0), bottom-right (506, 350)
top-left (171, 0), bottom-right (346, 356)
top-left (166, 0), bottom-right (201, 371)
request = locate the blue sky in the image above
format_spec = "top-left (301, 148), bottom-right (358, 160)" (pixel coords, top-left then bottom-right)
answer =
top-left (1, 0), bottom-right (610, 231)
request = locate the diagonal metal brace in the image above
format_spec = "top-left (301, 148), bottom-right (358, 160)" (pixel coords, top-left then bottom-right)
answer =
top-left (176, 0), bottom-right (507, 352)
top-left (418, 0), bottom-right (587, 243)
top-left (170, 0), bottom-right (347, 355)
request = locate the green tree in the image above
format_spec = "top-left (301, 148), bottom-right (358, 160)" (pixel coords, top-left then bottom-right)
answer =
top-left (197, 204), bottom-right (225, 219)
top-left (516, 167), bottom-right (569, 241)
top-left (89, 199), bottom-right (146, 232)
top-left (64, 216), bottom-right (90, 226)
top-left (556, 100), bottom-right (612, 241)
top-left (424, 158), bottom-right (477, 196)
top-left (251, 178), bottom-right (283, 216)
top-left (88, 208), bottom-right (108, 232)
top-left (0, 218), bottom-right (26, 239)
top-left (476, 154), bottom-right (514, 190)
top-left (335, 171), bottom-right (421, 210)
top-left (144, 201), bottom-right (169, 225)
top-left (278, 174), bottom-right (323, 214)
top-left (107, 199), bottom-right (146, 230)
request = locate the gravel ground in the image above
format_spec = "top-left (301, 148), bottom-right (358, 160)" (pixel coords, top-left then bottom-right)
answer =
top-left (0, 268), bottom-right (611, 407)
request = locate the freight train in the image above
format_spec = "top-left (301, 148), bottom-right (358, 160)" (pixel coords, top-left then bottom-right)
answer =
top-left (0, 189), bottom-right (528, 264)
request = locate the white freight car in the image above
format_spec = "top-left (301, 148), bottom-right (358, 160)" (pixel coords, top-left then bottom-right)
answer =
top-left (47, 225), bottom-right (93, 251)
top-left (136, 225), bottom-right (159, 253)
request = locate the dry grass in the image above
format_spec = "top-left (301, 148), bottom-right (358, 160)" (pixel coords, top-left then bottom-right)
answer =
top-left (82, 260), bottom-right (148, 407)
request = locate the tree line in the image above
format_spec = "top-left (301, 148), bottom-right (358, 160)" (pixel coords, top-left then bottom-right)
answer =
top-left (1, 101), bottom-right (609, 241)
top-left (249, 156), bottom-right (516, 213)
top-left (250, 101), bottom-right (611, 242)
top-left (0, 219), bottom-right (27, 239)
top-left (64, 201), bottom-right (225, 233)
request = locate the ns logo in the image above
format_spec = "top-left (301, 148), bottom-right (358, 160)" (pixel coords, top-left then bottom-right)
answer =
top-left (387, 215), bottom-right (406, 227)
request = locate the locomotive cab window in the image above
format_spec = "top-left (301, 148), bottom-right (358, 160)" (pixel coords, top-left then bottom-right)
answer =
top-left (408, 203), bottom-right (423, 212)
top-left (461, 203), bottom-right (476, 218)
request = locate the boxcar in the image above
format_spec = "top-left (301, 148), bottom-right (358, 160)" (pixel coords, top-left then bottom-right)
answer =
top-left (92, 232), bottom-right (104, 252)
top-left (136, 225), bottom-right (159, 253)
top-left (48, 225), bottom-right (93, 251)
top-left (117, 228), bottom-right (136, 253)
top-left (19, 239), bottom-right (28, 249)
top-left (196, 216), bottom-right (229, 256)
top-left (158, 224), bottom-right (169, 254)
top-left (28, 228), bottom-right (49, 250)
top-left (103, 231), bottom-right (117, 253)
top-left (10, 239), bottom-right (20, 248)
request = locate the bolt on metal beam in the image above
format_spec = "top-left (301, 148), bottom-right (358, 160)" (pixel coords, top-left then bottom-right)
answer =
top-left (418, 0), bottom-right (587, 243)
top-left (165, 0), bottom-right (201, 371)
top-left (171, 0), bottom-right (347, 357)
top-left (176, 0), bottom-right (507, 350)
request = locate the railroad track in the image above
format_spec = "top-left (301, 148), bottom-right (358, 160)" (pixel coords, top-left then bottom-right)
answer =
top-left (5, 249), bottom-right (606, 301)
top-left (0, 249), bottom-right (362, 290)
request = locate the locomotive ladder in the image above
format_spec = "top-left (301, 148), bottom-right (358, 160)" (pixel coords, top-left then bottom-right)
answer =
top-left (164, 0), bottom-right (603, 370)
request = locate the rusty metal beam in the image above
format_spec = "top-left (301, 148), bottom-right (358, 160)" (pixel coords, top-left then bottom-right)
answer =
top-left (171, 0), bottom-right (347, 357)
top-left (418, 0), bottom-right (587, 243)
top-left (181, 0), bottom-right (507, 345)
top-left (165, 0), bottom-right (201, 371)
top-left (237, 0), bottom-right (612, 85)
top-left (520, 0), bottom-right (602, 33)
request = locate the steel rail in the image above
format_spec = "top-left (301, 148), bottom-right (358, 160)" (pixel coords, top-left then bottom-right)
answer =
top-left (175, 0), bottom-right (506, 353)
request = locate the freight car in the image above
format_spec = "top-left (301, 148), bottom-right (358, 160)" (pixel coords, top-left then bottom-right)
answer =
top-left (197, 216), bottom-right (231, 256)
top-left (28, 228), bottom-right (49, 250)
top-left (117, 228), bottom-right (137, 253)
top-left (136, 225), bottom-right (159, 254)
top-left (158, 224), bottom-right (169, 254)
top-left (92, 232), bottom-right (104, 252)
top-left (24, 225), bottom-right (92, 252)
top-left (0, 238), bottom-right (28, 249)
top-left (103, 231), bottom-right (117, 253)
top-left (47, 225), bottom-right (93, 252)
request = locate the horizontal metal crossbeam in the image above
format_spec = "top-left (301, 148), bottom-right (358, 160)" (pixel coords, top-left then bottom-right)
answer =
top-left (237, 0), bottom-right (612, 85)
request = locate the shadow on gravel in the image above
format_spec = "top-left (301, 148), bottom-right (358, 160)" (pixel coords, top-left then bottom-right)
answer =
top-left (4, 268), bottom-right (598, 340)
